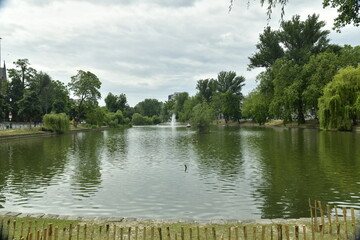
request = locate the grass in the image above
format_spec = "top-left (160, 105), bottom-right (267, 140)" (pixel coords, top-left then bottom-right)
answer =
top-left (0, 124), bottom-right (104, 138)
top-left (0, 127), bottom-right (44, 137)
top-left (0, 216), bottom-right (358, 240)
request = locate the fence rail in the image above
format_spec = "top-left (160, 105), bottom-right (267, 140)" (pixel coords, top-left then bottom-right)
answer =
top-left (0, 201), bottom-right (359, 240)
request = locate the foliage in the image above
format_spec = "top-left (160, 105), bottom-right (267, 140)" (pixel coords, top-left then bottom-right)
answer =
top-left (86, 107), bottom-right (106, 127)
top-left (17, 90), bottom-right (42, 125)
top-left (220, 91), bottom-right (242, 124)
top-left (174, 92), bottom-right (189, 114)
top-left (318, 66), bottom-right (360, 130)
top-left (230, 0), bottom-right (360, 30)
top-left (135, 98), bottom-right (162, 117)
top-left (216, 71), bottom-right (245, 97)
top-left (160, 99), bottom-right (175, 122)
top-left (68, 70), bottom-right (101, 124)
top-left (104, 110), bottom-right (130, 128)
top-left (131, 113), bottom-right (153, 125)
top-left (190, 102), bottom-right (214, 133)
top-left (242, 90), bottom-right (269, 125)
top-left (105, 92), bottom-right (128, 113)
top-left (248, 27), bottom-right (284, 69)
top-left (178, 96), bottom-right (200, 122)
top-left (196, 79), bottom-right (217, 102)
top-left (43, 113), bottom-right (70, 133)
top-left (322, 0), bottom-right (360, 30)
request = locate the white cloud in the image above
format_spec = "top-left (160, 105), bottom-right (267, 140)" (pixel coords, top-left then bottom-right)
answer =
top-left (0, 0), bottom-right (358, 106)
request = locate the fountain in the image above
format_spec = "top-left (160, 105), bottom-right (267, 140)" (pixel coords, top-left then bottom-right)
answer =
top-left (171, 113), bottom-right (176, 127)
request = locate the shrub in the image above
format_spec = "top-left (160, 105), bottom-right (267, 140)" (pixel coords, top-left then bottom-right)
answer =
top-left (43, 113), bottom-right (70, 133)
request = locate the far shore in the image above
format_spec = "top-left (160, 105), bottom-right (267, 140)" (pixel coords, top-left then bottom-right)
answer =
top-left (1, 120), bottom-right (359, 140)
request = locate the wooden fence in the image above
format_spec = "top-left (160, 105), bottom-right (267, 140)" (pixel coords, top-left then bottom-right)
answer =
top-left (0, 201), bottom-right (358, 240)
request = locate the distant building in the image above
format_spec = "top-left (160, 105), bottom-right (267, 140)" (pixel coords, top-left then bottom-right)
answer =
top-left (168, 92), bottom-right (180, 101)
top-left (0, 61), bottom-right (7, 92)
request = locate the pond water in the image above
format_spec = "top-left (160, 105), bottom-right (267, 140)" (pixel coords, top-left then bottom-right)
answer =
top-left (0, 126), bottom-right (359, 219)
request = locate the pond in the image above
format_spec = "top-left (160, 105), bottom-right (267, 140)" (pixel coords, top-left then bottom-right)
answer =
top-left (0, 126), bottom-right (359, 220)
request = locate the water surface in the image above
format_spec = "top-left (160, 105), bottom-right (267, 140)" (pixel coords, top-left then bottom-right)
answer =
top-left (0, 126), bottom-right (359, 219)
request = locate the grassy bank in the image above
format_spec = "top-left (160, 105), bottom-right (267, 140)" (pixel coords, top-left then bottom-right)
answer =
top-left (0, 215), bottom-right (358, 240)
top-left (0, 124), bottom-right (107, 138)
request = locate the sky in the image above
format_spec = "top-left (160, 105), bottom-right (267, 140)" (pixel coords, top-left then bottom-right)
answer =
top-left (0, 0), bottom-right (358, 106)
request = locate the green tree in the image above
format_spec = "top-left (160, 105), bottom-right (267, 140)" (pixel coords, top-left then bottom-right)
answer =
top-left (302, 51), bottom-right (340, 116)
top-left (86, 106), bottom-right (106, 127)
top-left (17, 90), bottom-right (42, 127)
top-left (8, 59), bottom-right (36, 89)
top-left (230, 0), bottom-right (360, 31)
top-left (160, 99), bottom-right (175, 122)
top-left (248, 26), bottom-right (284, 69)
top-left (105, 92), bottom-right (128, 113)
top-left (242, 90), bottom-right (269, 125)
top-left (135, 98), bottom-right (162, 117)
top-left (216, 71), bottom-right (245, 97)
top-left (51, 80), bottom-right (70, 114)
top-left (178, 96), bottom-right (200, 122)
top-left (220, 91), bottom-right (242, 124)
top-left (174, 92), bottom-right (189, 115)
top-left (68, 70), bottom-right (101, 126)
top-left (318, 66), bottom-right (360, 130)
top-left (196, 79), bottom-right (217, 102)
top-left (280, 14), bottom-right (330, 65)
top-left (191, 102), bottom-right (214, 133)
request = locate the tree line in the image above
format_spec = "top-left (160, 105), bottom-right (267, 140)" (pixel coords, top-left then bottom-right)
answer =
top-left (0, 13), bottom-right (359, 132)
top-left (242, 14), bottom-right (360, 130)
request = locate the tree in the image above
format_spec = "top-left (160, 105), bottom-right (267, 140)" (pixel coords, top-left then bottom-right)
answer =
top-left (216, 71), bottom-right (245, 97)
top-left (190, 102), bottom-right (214, 133)
top-left (280, 14), bottom-right (330, 64)
top-left (8, 59), bottom-right (36, 89)
top-left (318, 66), bottom-right (360, 130)
top-left (220, 91), bottom-right (242, 124)
top-left (135, 98), bottom-right (162, 117)
top-left (229, 0), bottom-right (360, 31)
top-left (242, 90), bottom-right (269, 125)
top-left (105, 93), bottom-right (128, 113)
top-left (249, 14), bottom-right (330, 69)
top-left (68, 70), bottom-right (101, 125)
top-left (174, 92), bottom-right (189, 115)
top-left (196, 78), bottom-right (217, 102)
top-left (248, 27), bottom-right (284, 69)
top-left (160, 99), bottom-right (175, 122)
top-left (17, 90), bottom-right (42, 127)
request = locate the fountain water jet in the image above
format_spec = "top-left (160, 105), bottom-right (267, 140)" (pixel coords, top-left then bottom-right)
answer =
top-left (171, 113), bottom-right (176, 127)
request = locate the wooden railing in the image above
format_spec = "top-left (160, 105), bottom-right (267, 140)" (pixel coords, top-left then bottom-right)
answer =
top-left (0, 201), bottom-right (358, 240)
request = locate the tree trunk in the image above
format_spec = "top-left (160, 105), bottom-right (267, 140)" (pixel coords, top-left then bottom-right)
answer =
top-left (297, 100), bottom-right (305, 124)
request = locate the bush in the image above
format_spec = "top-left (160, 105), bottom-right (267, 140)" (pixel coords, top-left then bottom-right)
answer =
top-left (190, 103), bottom-right (214, 133)
top-left (43, 113), bottom-right (70, 133)
top-left (318, 66), bottom-right (360, 130)
top-left (132, 113), bottom-right (153, 125)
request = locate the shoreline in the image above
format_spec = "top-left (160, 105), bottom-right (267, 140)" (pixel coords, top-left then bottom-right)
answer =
top-left (0, 210), bottom-right (319, 225)
top-left (0, 126), bottom-right (109, 141)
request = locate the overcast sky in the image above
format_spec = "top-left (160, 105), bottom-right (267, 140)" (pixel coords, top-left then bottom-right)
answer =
top-left (0, 0), bottom-right (358, 106)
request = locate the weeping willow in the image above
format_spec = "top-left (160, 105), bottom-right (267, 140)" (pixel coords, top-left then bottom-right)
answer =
top-left (318, 66), bottom-right (360, 130)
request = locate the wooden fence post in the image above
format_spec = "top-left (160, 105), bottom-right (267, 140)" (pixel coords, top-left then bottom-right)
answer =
top-left (343, 207), bottom-right (348, 240)
top-left (143, 227), bottom-right (146, 240)
top-left (158, 228), bottom-right (162, 240)
top-left (212, 227), bottom-right (216, 240)
top-left (243, 226), bottom-right (247, 240)
top-left (277, 225), bottom-right (282, 240)
top-left (128, 227), bottom-right (132, 240)
top-left (327, 204), bottom-right (332, 234)
top-left (294, 225), bottom-right (299, 240)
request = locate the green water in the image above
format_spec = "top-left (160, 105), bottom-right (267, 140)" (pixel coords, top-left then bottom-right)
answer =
top-left (0, 126), bottom-right (359, 219)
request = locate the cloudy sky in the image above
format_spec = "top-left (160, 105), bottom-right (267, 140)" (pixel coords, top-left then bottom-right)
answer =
top-left (0, 0), bottom-right (358, 106)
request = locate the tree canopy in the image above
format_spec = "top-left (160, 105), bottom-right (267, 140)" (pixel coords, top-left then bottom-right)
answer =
top-left (230, 0), bottom-right (360, 31)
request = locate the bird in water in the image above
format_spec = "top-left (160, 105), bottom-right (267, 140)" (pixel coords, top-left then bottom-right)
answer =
top-left (184, 164), bottom-right (188, 172)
